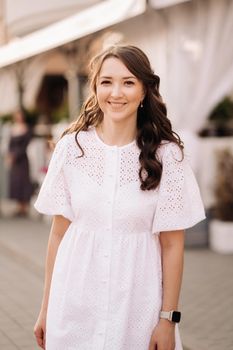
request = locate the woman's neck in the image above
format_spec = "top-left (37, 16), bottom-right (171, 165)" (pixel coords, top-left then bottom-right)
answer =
top-left (97, 120), bottom-right (137, 147)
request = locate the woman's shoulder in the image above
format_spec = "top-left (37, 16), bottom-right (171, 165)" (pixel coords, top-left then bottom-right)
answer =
top-left (55, 128), bottom-right (94, 156)
top-left (55, 132), bottom-right (75, 148)
top-left (157, 140), bottom-right (183, 162)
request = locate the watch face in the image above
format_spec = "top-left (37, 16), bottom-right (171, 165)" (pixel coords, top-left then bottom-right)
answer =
top-left (172, 311), bottom-right (181, 323)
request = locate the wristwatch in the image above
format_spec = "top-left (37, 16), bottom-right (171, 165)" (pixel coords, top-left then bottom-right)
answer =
top-left (160, 310), bottom-right (181, 323)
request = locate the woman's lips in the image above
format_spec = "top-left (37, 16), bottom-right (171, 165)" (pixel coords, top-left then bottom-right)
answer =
top-left (108, 101), bottom-right (126, 107)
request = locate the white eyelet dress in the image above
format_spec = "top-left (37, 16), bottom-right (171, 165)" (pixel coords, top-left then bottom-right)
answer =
top-left (34, 127), bottom-right (205, 350)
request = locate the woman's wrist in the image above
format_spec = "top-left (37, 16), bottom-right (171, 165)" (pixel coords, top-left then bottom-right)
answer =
top-left (158, 318), bottom-right (176, 328)
top-left (40, 301), bottom-right (48, 313)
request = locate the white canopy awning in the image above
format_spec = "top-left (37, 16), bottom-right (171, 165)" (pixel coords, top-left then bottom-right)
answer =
top-left (0, 0), bottom-right (146, 69)
top-left (149, 0), bottom-right (191, 9)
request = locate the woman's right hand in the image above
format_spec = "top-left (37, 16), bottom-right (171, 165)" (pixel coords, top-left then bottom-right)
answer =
top-left (34, 310), bottom-right (47, 349)
top-left (5, 153), bottom-right (14, 168)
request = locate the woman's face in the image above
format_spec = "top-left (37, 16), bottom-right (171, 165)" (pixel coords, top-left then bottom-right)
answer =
top-left (96, 57), bottom-right (144, 124)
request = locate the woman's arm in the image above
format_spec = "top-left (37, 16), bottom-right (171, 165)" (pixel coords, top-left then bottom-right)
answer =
top-left (160, 229), bottom-right (184, 312)
top-left (34, 215), bottom-right (71, 349)
top-left (149, 230), bottom-right (184, 350)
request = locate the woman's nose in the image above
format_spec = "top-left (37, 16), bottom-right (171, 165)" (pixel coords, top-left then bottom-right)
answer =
top-left (110, 84), bottom-right (123, 97)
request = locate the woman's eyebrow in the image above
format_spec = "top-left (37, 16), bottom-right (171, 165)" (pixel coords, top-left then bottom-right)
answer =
top-left (122, 76), bottom-right (137, 79)
top-left (99, 76), bottom-right (112, 79)
top-left (99, 76), bottom-right (137, 79)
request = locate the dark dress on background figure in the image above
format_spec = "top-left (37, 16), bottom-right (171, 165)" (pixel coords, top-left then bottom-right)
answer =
top-left (8, 129), bottom-right (32, 202)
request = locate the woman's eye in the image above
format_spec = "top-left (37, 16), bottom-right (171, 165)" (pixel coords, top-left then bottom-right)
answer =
top-left (101, 80), bottom-right (111, 85)
top-left (125, 81), bottom-right (134, 86)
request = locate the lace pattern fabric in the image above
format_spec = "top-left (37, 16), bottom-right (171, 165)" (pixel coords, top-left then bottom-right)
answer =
top-left (34, 127), bottom-right (205, 350)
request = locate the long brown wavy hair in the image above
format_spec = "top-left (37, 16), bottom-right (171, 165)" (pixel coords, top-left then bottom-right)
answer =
top-left (62, 44), bottom-right (183, 191)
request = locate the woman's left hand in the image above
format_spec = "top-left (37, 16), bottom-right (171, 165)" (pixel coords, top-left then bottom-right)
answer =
top-left (149, 319), bottom-right (176, 350)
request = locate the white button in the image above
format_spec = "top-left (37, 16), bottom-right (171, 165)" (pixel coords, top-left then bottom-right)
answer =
top-left (109, 174), bottom-right (113, 178)
top-left (107, 227), bottom-right (111, 231)
top-left (101, 280), bottom-right (107, 284)
top-left (98, 332), bottom-right (104, 336)
top-left (104, 254), bottom-right (109, 258)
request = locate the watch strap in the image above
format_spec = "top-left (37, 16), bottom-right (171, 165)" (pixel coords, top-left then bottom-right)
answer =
top-left (160, 310), bottom-right (181, 323)
top-left (160, 311), bottom-right (173, 321)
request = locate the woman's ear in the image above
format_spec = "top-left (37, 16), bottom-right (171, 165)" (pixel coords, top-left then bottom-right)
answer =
top-left (142, 86), bottom-right (146, 100)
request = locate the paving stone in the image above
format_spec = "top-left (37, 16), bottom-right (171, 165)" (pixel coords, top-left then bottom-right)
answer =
top-left (180, 249), bottom-right (233, 349)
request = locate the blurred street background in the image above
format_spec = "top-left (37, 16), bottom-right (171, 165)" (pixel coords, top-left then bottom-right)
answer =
top-left (0, 0), bottom-right (233, 349)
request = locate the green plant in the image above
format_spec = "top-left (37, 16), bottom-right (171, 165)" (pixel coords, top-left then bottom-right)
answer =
top-left (0, 113), bottom-right (12, 123)
top-left (51, 100), bottom-right (69, 124)
top-left (209, 97), bottom-right (233, 124)
top-left (0, 109), bottom-right (39, 126)
top-left (199, 96), bottom-right (233, 137)
top-left (213, 149), bottom-right (233, 221)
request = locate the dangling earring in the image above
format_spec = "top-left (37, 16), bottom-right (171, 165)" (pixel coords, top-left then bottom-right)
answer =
top-left (140, 101), bottom-right (143, 108)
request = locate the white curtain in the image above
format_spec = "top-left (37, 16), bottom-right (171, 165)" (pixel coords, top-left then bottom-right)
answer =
top-left (114, 0), bottom-right (233, 136)
top-left (164, 0), bottom-right (233, 132)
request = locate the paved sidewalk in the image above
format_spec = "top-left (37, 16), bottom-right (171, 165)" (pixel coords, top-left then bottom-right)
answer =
top-left (0, 213), bottom-right (233, 349)
top-left (0, 215), bottom-right (48, 350)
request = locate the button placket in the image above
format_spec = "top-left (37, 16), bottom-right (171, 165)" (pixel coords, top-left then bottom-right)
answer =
top-left (94, 147), bottom-right (118, 349)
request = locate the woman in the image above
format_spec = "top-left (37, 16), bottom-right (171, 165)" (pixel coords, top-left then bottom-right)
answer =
top-left (7, 109), bottom-right (32, 216)
top-left (34, 45), bottom-right (205, 350)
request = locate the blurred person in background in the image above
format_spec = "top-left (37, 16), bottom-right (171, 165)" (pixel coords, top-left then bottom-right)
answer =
top-left (6, 109), bottom-right (33, 217)
top-left (33, 45), bottom-right (205, 350)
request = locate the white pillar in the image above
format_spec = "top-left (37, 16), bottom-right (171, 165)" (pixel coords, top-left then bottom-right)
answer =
top-left (65, 67), bottom-right (80, 121)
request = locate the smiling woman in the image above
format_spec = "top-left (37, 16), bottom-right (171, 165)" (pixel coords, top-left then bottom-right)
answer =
top-left (95, 57), bottom-right (145, 145)
top-left (33, 45), bottom-right (205, 350)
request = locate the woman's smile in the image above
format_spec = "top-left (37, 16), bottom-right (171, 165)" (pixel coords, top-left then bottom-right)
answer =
top-left (107, 101), bottom-right (127, 109)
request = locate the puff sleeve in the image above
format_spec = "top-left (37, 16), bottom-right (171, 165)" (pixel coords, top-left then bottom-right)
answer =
top-left (34, 136), bottom-right (74, 222)
top-left (152, 142), bottom-right (205, 234)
